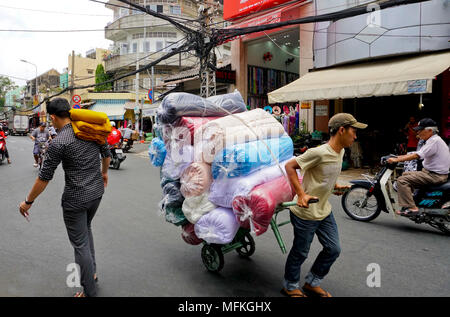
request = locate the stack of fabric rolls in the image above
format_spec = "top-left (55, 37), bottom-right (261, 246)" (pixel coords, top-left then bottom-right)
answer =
top-left (149, 90), bottom-right (301, 246)
top-left (70, 109), bottom-right (111, 144)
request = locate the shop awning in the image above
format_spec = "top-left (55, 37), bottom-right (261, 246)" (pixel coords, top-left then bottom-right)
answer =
top-left (142, 102), bottom-right (160, 117)
top-left (268, 51), bottom-right (450, 103)
top-left (89, 99), bottom-right (127, 121)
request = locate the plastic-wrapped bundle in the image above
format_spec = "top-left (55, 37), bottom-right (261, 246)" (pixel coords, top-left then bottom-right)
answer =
top-left (193, 108), bottom-right (286, 163)
top-left (159, 181), bottom-right (187, 226)
top-left (175, 117), bottom-right (220, 145)
top-left (209, 159), bottom-right (293, 208)
top-left (232, 175), bottom-right (300, 236)
top-left (194, 207), bottom-right (239, 244)
top-left (182, 193), bottom-right (216, 224)
top-left (148, 137), bottom-right (167, 167)
top-left (181, 223), bottom-right (203, 245)
top-left (153, 122), bottom-right (163, 139)
top-left (157, 90), bottom-right (247, 124)
top-left (161, 145), bottom-right (194, 180)
top-left (180, 162), bottom-right (213, 198)
top-left (211, 135), bottom-right (293, 179)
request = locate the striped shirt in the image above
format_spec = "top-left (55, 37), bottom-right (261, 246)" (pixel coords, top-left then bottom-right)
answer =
top-left (39, 123), bottom-right (111, 204)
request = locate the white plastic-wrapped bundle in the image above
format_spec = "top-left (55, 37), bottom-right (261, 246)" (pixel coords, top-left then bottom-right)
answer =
top-left (157, 90), bottom-right (247, 124)
top-left (209, 158), bottom-right (293, 208)
top-left (194, 207), bottom-right (240, 244)
top-left (193, 108), bottom-right (285, 163)
top-left (182, 193), bottom-right (216, 224)
top-left (161, 144), bottom-right (194, 180)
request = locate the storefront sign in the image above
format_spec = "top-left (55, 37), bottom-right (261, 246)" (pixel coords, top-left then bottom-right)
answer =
top-left (224, 0), bottom-right (293, 20)
top-left (315, 105), bottom-right (328, 116)
top-left (215, 70), bottom-right (236, 84)
top-left (300, 101), bottom-right (311, 109)
top-left (407, 79), bottom-right (427, 93)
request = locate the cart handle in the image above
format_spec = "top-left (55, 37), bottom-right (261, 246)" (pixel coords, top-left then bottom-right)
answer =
top-left (281, 198), bottom-right (319, 207)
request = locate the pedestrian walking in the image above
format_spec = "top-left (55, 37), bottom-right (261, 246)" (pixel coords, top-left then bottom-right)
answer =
top-left (19, 98), bottom-right (111, 297)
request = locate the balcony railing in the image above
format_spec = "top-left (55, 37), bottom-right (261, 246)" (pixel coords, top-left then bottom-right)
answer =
top-left (104, 52), bottom-right (197, 72)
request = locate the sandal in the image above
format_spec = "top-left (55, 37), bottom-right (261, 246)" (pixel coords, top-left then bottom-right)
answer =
top-left (302, 284), bottom-right (332, 297)
top-left (74, 291), bottom-right (86, 297)
top-left (280, 288), bottom-right (307, 297)
top-left (396, 209), bottom-right (420, 217)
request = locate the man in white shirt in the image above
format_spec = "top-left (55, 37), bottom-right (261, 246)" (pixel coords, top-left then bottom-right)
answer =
top-left (388, 118), bottom-right (450, 216)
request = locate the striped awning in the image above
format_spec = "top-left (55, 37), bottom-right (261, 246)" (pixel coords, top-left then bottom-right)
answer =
top-left (89, 99), bottom-right (127, 120)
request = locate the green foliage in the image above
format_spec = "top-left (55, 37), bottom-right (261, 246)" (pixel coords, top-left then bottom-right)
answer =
top-left (0, 76), bottom-right (18, 99)
top-left (95, 64), bottom-right (112, 92)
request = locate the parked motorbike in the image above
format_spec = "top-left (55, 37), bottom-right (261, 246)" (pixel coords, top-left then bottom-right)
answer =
top-left (341, 155), bottom-right (450, 235)
top-left (37, 141), bottom-right (48, 170)
top-left (122, 138), bottom-right (134, 153)
top-left (109, 142), bottom-right (126, 170)
top-left (0, 135), bottom-right (7, 165)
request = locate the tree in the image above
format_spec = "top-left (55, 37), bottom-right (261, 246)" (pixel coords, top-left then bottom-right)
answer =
top-left (0, 75), bottom-right (18, 111)
top-left (95, 64), bottom-right (112, 92)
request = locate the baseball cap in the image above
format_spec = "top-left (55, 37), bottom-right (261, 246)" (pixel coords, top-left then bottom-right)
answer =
top-left (413, 118), bottom-right (437, 131)
top-left (328, 113), bottom-right (367, 130)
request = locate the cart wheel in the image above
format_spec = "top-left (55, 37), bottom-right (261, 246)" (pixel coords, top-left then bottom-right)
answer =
top-left (236, 232), bottom-right (255, 258)
top-left (201, 244), bottom-right (224, 272)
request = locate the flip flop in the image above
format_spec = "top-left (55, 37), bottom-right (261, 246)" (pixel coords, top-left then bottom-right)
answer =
top-left (280, 288), bottom-right (307, 297)
top-left (396, 209), bottom-right (420, 217)
top-left (74, 291), bottom-right (86, 297)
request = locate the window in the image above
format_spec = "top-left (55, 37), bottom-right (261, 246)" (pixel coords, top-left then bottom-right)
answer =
top-left (144, 41), bottom-right (151, 52)
top-left (170, 5), bottom-right (181, 15)
top-left (120, 43), bottom-right (129, 55)
top-left (156, 41), bottom-right (164, 52)
top-left (119, 8), bottom-right (129, 17)
top-left (87, 69), bottom-right (94, 74)
top-left (157, 5), bottom-right (163, 13)
top-left (132, 42), bottom-right (138, 53)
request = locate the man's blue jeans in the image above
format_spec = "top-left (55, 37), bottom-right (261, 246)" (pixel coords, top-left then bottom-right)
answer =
top-left (283, 212), bottom-right (341, 290)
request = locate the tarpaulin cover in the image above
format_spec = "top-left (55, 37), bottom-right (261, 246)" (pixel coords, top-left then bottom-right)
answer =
top-left (157, 90), bottom-right (247, 124)
top-left (148, 137), bottom-right (167, 167)
top-left (232, 175), bottom-right (300, 236)
top-left (209, 158), bottom-right (293, 208)
top-left (159, 181), bottom-right (187, 226)
top-left (211, 134), bottom-right (293, 179)
top-left (194, 207), bottom-right (240, 244)
top-left (182, 193), bottom-right (216, 224)
top-left (194, 108), bottom-right (285, 163)
top-left (181, 223), bottom-right (203, 245)
top-left (180, 162), bottom-right (213, 198)
top-left (161, 145), bottom-right (193, 180)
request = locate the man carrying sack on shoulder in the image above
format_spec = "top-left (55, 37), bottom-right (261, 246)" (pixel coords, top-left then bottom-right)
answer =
top-left (282, 113), bottom-right (367, 297)
top-left (19, 98), bottom-right (111, 297)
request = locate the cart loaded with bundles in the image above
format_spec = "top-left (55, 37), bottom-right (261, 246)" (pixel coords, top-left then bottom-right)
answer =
top-left (148, 90), bottom-right (303, 272)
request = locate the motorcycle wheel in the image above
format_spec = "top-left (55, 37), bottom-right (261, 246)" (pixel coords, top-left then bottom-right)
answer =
top-left (342, 185), bottom-right (382, 222)
top-left (0, 153), bottom-right (4, 165)
top-left (113, 159), bottom-right (121, 170)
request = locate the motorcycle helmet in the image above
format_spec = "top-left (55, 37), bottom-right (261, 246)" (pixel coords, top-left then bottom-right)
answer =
top-left (111, 121), bottom-right (116, 127)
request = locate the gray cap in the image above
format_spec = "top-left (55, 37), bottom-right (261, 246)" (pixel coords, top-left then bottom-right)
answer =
top-left (329, 113), bottom-right (367, 130)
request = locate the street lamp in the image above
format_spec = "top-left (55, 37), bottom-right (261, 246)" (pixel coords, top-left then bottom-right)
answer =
top-left (20, 59), bottom-right (38, 105)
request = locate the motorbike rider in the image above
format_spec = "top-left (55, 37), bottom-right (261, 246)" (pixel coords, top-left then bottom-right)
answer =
top-left (30, 122), bottom-right (52, 168)
top-left (107, 121), bottom-right (122, 146)
top-left (388, 118), bottom-right (450, 216)
top-left (121, 124), bottom-right (134, 147)
top-left (0, 125), bottom-right (11, 164)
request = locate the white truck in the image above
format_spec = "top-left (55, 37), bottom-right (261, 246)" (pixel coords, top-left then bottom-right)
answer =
top-left (8, 115), bottom-right (29, 136)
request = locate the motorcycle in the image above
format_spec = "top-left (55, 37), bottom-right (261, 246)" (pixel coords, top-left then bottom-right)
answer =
top-left (37, 141), bottom-right (48, 170)
top-left (341, 155), bottom-right (450, 235)
top-left (122, 138), bottom-right (134, 153)
top-left (109, 142), bottom-right (126, 170)
top-left (0, 135), bottom-right (7, 165)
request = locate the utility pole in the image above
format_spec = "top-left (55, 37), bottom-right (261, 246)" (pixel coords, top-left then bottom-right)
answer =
top-left (135, 47), bottom-right (140, 133)
top-left (70, 50), bottom-right (75, 106)
top-left (199, 2), bottom-right (217, 98)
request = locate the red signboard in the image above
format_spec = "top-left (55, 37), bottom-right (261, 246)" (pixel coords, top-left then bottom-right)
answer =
top-left (224, 0), bottom-right (293, 21)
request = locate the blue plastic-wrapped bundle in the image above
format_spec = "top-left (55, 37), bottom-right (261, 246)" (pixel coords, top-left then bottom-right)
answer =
top-left (148, 137), bottom-right (167, 167)
top-left (211, 135), bottom-right (293, 179)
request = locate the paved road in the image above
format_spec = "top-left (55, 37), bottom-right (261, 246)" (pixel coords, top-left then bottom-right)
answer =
top-left (0, 136), bottom-right (448, 297)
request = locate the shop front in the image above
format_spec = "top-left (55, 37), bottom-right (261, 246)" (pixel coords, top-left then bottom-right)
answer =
top-left (269, 50), bottom-right (450, 168)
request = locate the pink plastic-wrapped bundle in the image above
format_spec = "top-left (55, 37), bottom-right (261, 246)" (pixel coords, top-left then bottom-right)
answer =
top-left (232, 174), bottom-right (302, 236)
top-left (180, 162), bottom-right (213, 198)
top-left (181, 223), bottom-right (203, 245)
top-left (176, 117), bottom-right (219, 145)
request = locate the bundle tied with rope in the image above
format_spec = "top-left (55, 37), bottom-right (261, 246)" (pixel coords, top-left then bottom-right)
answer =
top-left (69, 109), bottom-right (112, 145)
